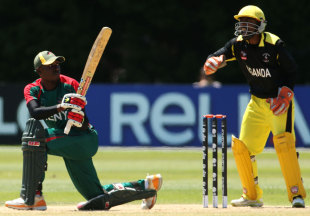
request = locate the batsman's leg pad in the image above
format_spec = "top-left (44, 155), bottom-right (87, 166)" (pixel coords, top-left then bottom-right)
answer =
top-left (20, 118), bottom-right (47, 206)
top-left (273, 132), bottom-right (306, 202)
top-left (231, 136), bottom-right (257, 200)
top-left (79, 185), bottom-right (156, 211)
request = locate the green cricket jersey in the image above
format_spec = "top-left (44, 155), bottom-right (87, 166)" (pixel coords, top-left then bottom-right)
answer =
top-left (24, 74), bottom-right (79, 129)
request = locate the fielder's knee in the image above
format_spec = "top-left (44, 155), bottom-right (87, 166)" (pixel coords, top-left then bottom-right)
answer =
top-left (273, 132), bottom-right (295, 151)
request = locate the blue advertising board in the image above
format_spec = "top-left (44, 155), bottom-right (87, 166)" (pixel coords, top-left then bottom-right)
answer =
top-left (0, 84), bottom-right (309, 147)
top-left (85, 84), bottom-right (310, 147)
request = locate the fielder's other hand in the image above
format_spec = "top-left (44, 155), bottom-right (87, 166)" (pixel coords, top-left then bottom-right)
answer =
top-left (67, 109), bottom-right (84, 127)
top-left (60, 93), bottom-right (87, 111)
top-left (266, 86), bottom-right (294, 116)
top-left (204, 55), bottom-right (225, 75)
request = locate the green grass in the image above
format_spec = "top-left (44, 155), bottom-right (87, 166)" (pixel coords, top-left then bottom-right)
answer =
top-left (0, 146), bottom-right (310, 207)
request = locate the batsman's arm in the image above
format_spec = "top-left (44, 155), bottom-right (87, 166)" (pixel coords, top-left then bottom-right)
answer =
top-left (27, 100), bottom-right (61, 120)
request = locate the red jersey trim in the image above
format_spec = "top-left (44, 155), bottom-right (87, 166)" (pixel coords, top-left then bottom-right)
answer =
top-left (24, 79), bottom-right (43, 104)
top-left (59, 75), bottom-right (79, 92)
top-left (46, 135), bottom-right (65, 142)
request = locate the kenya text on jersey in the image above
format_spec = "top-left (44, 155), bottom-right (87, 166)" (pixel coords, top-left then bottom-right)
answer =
top-left (46, 110), bottom-right (67, 122)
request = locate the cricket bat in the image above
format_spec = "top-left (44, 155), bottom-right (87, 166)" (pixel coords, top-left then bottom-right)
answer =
top-left (64, 27), bottom-right (112, 134)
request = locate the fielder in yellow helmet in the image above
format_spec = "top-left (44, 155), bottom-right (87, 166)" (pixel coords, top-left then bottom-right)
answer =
top-left (203, 5), bottom-right (306, 208)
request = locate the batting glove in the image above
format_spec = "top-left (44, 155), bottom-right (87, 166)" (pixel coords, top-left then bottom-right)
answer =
top-left (203, 55), bottom-right (224, 75)
top-left (67, 109), bottom-right (84, 128)
top-left (266, 86), bottom-right (294, 116)
top-left (60, 93), bottom-right (87, 111)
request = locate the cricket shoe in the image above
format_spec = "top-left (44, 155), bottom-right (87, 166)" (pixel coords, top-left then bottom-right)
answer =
top-left (292, 196), bottom-right (305, 208)
top-left (231, 196), bottom-right (263, 207)
top-left (5, 195), bottom-right (47, 210)
top-left (141, 174), bottom-right (163, 210)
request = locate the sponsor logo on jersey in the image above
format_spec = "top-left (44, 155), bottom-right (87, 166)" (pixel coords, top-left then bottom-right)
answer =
top-left (241, 51), bottom-right (247, 60)
top-left (262, 53), bottom-right (270, 63)
top-left (246, 65), bottom-right (272, 78)
top-left (28, 141), bottom-right (40, 146)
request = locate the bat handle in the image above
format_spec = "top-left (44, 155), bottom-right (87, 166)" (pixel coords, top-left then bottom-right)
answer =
top-left (64, 120), bottom-right (73, 134)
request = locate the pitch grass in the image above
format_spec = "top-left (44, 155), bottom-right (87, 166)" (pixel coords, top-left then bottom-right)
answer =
top-left (0, 146), bottom-right (310, 208)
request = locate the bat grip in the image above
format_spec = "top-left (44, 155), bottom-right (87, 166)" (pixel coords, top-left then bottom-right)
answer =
top-left (64, 120), bottom-right (73, 134)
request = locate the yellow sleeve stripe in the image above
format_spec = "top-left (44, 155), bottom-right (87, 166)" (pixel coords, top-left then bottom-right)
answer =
top-left (228, 42), bottom-right (236, 61)
top-left (226, 57), bottom-right (236, 61)
top-left (231, 44), bottom-right (235, 57)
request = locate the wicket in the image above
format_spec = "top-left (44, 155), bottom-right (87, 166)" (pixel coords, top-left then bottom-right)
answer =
top-left (202, 114), bottom-right (227, 208)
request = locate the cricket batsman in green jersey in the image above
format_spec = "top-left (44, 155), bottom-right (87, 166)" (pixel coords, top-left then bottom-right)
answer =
top-left (5, 50), bottom-right (162, 211)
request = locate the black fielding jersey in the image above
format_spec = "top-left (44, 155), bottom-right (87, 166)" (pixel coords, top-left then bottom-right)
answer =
top-left (209, 32), bottom-right (297, 98)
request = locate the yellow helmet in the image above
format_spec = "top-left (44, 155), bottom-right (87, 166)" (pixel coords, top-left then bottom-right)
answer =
top-left (234, 5), bottom-right (265, 22)
top-left (234, 5), bottom-right (267, 38)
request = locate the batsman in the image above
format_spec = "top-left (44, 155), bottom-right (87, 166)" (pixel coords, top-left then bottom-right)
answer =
top-left (5, 50), bottom-right (163, 211)
top-left (203, 5), bottom-right (306, 207)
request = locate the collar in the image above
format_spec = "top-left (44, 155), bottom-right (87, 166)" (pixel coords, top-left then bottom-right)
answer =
top-left (237, 33), bottom-right (264, 47)
top-left (258, 33), bottom-right (265, 47)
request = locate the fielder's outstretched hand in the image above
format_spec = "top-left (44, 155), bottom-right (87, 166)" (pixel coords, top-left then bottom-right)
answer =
top-left (266, 86), bottom-right (294, 116)
top-left (59, 93), bottom-right (87, 110)
top-left (203, 55), bottom-right (225, 75)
